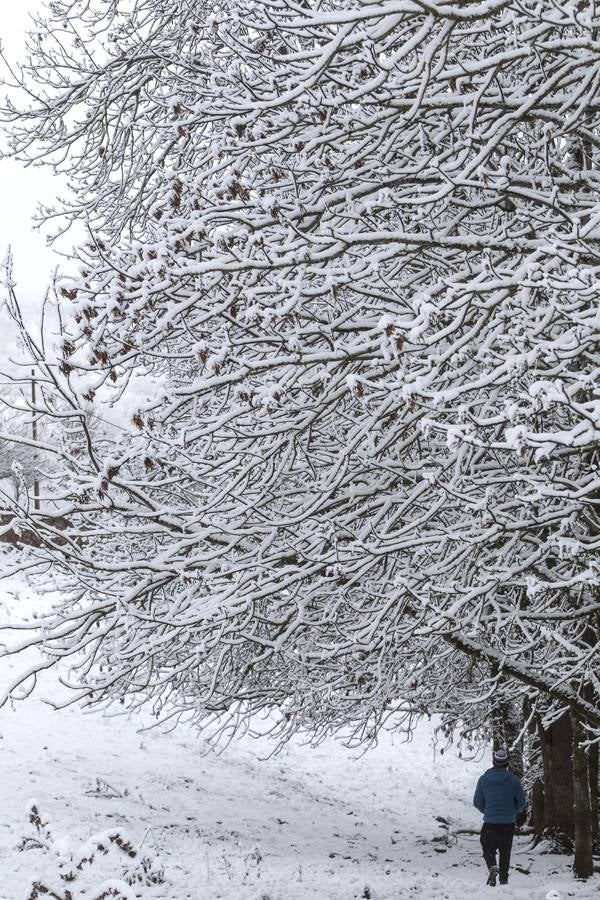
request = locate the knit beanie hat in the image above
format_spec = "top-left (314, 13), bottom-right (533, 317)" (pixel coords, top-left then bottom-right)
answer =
top-left (493, 748), bottom-right (509, 767)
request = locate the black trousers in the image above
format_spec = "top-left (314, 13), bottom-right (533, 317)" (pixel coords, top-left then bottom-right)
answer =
top-left (480, 823), bottom-right (514, 882)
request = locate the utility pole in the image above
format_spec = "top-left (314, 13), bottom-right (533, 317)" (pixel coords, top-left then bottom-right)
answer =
top-left (31, 369), bottom-right (40, 511)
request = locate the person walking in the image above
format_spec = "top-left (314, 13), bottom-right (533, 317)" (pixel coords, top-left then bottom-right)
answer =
top-left (473, 748), bottom-right (527, 886)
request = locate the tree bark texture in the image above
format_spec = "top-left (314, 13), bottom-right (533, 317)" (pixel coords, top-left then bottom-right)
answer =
top-left (582, 619), bottom-right (599, 847)
top-left (492, 698), bottom-right (525, 777)
top-left (571, 711), bottom-right (594, 879)
top-left (531, 778), bottom-right (545, 841)
top-left (588, 739), bottom-right (599, 848)
top-left (540, 712), bottom-right (574, 849)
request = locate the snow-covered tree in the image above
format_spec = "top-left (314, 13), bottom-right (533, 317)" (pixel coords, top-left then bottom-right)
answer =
top-left (2, 2), bottom-right (600, 834)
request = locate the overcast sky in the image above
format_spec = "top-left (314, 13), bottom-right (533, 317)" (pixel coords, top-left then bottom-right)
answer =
top-left (0, 1), bottom-right (66, 332)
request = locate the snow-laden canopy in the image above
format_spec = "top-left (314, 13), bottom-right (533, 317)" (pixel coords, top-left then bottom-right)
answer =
top-left (1, 0), bottom-right (600, 741)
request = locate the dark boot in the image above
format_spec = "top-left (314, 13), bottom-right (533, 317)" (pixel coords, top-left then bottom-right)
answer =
top-left (487, 865), bottom-right (499, 886)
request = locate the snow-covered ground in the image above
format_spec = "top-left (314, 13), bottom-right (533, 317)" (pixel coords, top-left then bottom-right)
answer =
top-left (0, 575), bottom-right (596, 899)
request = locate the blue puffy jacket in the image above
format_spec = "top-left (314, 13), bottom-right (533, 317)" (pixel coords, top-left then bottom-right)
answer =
top-left (473, 768), bottom-right (526, 824)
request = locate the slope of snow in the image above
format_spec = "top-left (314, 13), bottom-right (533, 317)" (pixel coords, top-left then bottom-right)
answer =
top-left (0, 574), bottom-right (596, 899)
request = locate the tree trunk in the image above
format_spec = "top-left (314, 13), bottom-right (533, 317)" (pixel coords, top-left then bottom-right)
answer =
top-left (540, 712), bottom-right (574, 849)
top-left (588, 737), bottom-right (599, 849)
top-left (492, 698), bottom-right (524, 777)
top-left (571, 711), bottom-right (594, 878)
top-left (583, 620), bottom-right (599, 848)
top-left (531, 777), bottom-right (545, 840)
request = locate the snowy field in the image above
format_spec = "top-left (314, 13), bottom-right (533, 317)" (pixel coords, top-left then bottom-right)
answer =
top-left (0, 576), bottom-right (596, 900)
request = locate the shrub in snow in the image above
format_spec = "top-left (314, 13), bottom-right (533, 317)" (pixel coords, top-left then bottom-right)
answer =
top-left (216, 843), bottom-right (263, 884)
top-left (123, 854), bottom-right (166, 888)
top-left (27, 884), bottom-right (136, 900)
top-left (19, 802), bottom-right (165, 899)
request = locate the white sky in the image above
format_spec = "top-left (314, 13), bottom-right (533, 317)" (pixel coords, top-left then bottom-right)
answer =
top-left (0, 1), bottom-right (66, 338)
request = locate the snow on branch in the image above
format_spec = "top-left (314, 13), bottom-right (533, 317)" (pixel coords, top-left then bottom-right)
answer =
top-left (1, 0), bottom-right (600, 741)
